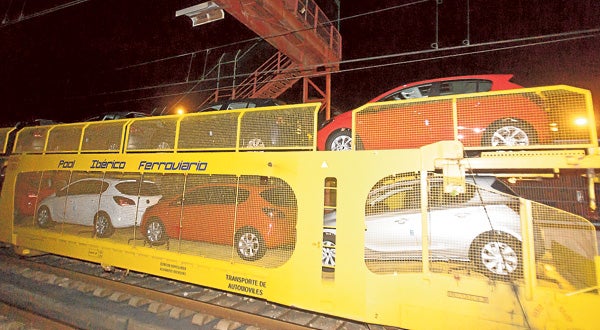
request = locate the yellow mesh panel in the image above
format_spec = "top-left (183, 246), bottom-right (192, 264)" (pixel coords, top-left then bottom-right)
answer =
top-left (46, 124), bottom-right (84, 153)
top-left (127, 117), bottom-right (177, 151)
top-left (364, 173), bottom-right (424, 274)
top-left (14, 126), bottom-right (50, 153)
top-left (135, 174), bottom-right (296, 268)
top-left (353, 86), bottom-right (596, 150)
top-left (82, 121), bottom-right (126, 152)
top-left (427, 177), bottom-right (522, 279)
top-left (0, 127), bottom-right (15, 154)
top-left (239, 105), bottom-right (315, 150)
top-left (539, 89), bottom-right (593, 145)
top-left (14, 171), bottom-right (44, 224)
top-left (532, 203), bottom-right (597, 291)
top-left (178, 112), bottom-right (239, 150)
top-left (237, 175), bottom-right (297, 267)
top-left (355, 100), bottom-right (454, 150)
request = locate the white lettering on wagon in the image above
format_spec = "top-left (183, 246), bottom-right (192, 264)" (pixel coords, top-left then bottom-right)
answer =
top-left (138, 160), bottom-right (208, 172)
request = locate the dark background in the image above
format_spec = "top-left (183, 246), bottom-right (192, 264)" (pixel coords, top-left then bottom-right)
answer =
top-left (0, 0), bottom-right (598, 125)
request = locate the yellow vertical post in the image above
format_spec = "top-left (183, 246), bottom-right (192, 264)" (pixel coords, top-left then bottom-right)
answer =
top-left (520, 198), bottom-right (537, 300)
top-left (421, 170), bottom-right (430, 274)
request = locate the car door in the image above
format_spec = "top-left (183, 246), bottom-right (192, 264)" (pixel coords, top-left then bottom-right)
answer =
top-left (370, 82), bottom-right (452, 148)
top-left (180, 186), bottom-right (237, 244)
top-left (63, 180), bottom-right (105, 226)
top-left (364, 210), bottom-right (422, 257)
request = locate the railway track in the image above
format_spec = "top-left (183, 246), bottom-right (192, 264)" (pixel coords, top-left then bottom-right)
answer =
top-left (0, 246), bottom-right (395, 330)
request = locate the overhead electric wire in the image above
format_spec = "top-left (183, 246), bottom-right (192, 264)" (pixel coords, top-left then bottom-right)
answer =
top-left (97, 28), bottom-right (600, 107)
top-left (0, 0), bottom-right (91, 27)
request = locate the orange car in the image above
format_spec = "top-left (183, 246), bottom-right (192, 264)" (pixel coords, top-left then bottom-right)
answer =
top-left (140, 183), bottom-right (297, 261)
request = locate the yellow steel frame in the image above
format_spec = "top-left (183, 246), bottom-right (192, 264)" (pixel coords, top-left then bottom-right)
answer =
top-left (0, 91), bottom-right (599, 328)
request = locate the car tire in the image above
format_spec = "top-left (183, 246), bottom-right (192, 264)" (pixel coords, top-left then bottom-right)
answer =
top-left (322, 232), bottom-right (336, 272)
top-left (325, 129), bottom-right (352, 151)
top-left (36, 206), bottom-right (53, 228)
top-left (234, 227), bottom-right (266, 261)
top-left (94, 211), bottom-right (115, 238)
top-left (469, 232), bottom-right (522, 279)
top-left (144, 217), bottom-right (168, 246)
top-left (482, 119), bottom-right (537, 147)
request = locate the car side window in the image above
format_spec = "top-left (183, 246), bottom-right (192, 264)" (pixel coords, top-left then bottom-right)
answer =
top-left (227, 102), bottom-right (251, 110)
top-left (67, 180), bottom-right (107, 195)
top-left (439, 79), bottom-right (493, 96)
top-left (380, 84), bottom-right (433, 101)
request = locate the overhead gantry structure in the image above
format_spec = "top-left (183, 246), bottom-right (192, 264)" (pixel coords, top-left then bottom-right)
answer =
top-left (178, 0), bottom-right (342, 119)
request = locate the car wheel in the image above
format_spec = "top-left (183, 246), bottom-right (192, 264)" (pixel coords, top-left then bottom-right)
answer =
top-left (482, 119), bottom-right (537, 147)
top-left (234, 227), bottom-right (266, 261)
top-left (144, 217), bottom-right (168, 246)
top-left (156, 141), bottom-right (170, 149)
top-left (36, 206), bottom-right (53, 228)
top-left (322, 232), bottom-right (336, 272)
top-left (94, 211), bottom-right (115, 238)
top-left (326, 129), bottom-right (352, 151)
top-left (246, 138), bottom-right (265, 148)
top-left (470, 232), bottom-right (522, 279)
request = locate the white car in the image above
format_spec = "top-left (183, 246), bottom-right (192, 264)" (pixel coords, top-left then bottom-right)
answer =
top-left (322, 179), bottom-right (543, 279)
top-left (36, 178), bottom-right (162, 238)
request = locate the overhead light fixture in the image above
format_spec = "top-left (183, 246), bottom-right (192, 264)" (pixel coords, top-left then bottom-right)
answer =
top-left (176, 1), bottom-right (225, 27)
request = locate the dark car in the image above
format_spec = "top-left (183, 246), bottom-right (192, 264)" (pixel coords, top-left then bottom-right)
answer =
top-left (196, 98), bottom-right (285, 113)
top-left (85, 111), bottom-right (149, 122)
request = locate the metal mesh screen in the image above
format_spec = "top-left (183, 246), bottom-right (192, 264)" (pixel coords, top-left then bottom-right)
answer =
top-left (139, 174), bottom-right (296, 267)
top-left (178, 112), bottom-right (239, 150)
top-left (362, 173), bottom-right (597, 285)
top-left (239, 106), bottom-right (315, 150)
top-left (354, 87), bottom-right (596, 150)
top-left (127, 117), bottom-right (177, 151)
top-left (532, 202), bottom-right (597, 291)
top-left (81, 121), bottom-right (126, 152)
top-left (20, 170), bottom-right (297, 268)
top-left (46, 124), bottom-right (84, 153)
top-left (0, 127), bottom-right (14, 154)
top-left (13, 126), bottom-right (50, 154)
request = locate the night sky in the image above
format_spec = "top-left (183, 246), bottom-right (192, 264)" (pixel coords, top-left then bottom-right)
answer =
top-left (0, 0), bottom-right (598, 126)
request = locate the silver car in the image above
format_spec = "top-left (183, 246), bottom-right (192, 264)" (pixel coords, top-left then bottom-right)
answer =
top-left (322, 178), bottom-right (540, 278)
top-left (36, 178), bottom-right (162, 238)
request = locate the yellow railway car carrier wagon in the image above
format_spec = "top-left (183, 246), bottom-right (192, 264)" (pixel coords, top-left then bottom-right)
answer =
top-left (0, 87), bottom-right (599, 329)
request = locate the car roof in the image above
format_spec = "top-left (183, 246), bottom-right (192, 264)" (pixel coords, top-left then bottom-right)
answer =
top-left (85, 111), bottom-right (149, 121)
top-left (369, 74), bottom-right (521, 103)
top-left (196, 98), bottom-right (285, 112)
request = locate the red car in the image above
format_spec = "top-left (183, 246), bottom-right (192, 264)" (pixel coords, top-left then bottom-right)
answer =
top-left (140, 183), bottom-right (297, 261)
top-left (317, 74), bottom-right (550, 151)
top-left (14, 172), bottom-right (58, 218)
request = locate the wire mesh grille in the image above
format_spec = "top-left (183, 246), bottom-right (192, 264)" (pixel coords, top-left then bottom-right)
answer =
top-left (0, 127), bottom-right (14, 154)
top-left (532, 202), bottom-right (597, 291)
top-left (239, 106), bottom-right (315, 150)
top-left (17, 170), bottom-right (297, 268)
top-left (82, 121), bottom-right (126, 152)
top-left (46, 124), bottom-right (85, 153)
top-left (354, 87), bottom-right (595, 150)
top-left (178, 112), bottom-right (239, 150)
top-left (127, 117), bottom-right (177, 151)
top-left (13, 126), bottom-right (50, 154)
top-left (360, 172), bottom-right (598, 288)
